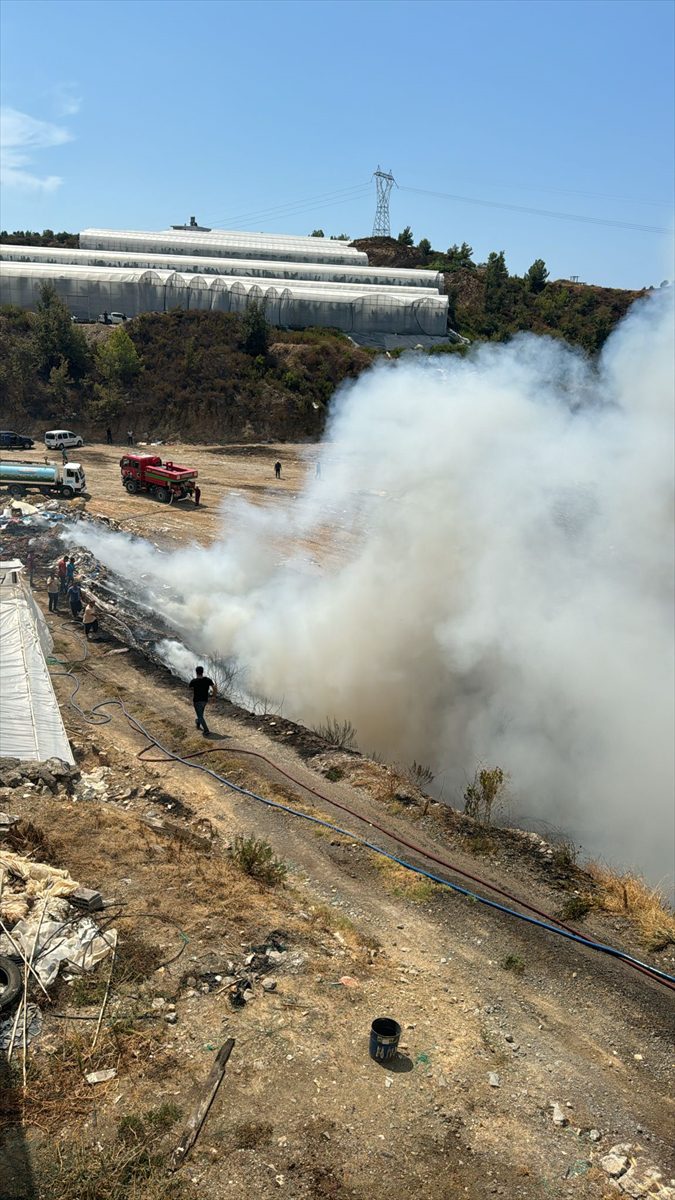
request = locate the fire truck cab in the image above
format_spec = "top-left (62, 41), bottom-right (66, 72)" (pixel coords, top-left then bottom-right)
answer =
top-left (120, 454), bottom-right (197, 503)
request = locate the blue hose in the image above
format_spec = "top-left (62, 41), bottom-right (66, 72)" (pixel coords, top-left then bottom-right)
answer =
top-left (57, 674), bottom-right (675, 991)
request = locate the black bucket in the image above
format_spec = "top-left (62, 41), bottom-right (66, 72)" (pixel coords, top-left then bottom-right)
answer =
top-left (369, 1017), bottom-right (401, 1063)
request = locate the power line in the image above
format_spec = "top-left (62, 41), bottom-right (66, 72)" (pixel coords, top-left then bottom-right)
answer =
top-left (400, 185), bottom-right (670, 235)
top-left (200, 183), bottom-right (371, 231)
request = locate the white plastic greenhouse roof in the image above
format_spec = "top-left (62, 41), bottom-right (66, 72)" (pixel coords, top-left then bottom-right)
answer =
top-left (0, 560), bottom-right (74, 764)
top-left (80, 227), bottom-right (368, 265)
top-left (0, 262), bottom-right (449, 307)
top-left (0, 243), bottom-right (442, 290)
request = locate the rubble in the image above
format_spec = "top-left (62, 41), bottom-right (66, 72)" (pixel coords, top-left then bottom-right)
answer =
top-left (0, 757), bottom-right (79, 795)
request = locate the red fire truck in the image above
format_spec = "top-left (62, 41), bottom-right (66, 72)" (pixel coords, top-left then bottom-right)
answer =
top-left (119, 454), bottom-right (198, 503)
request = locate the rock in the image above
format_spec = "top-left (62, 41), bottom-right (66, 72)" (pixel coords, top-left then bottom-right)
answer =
top-left (551, 1103), bottom-right (568, 1127)
top-left (589, 1129), bottom-right (602, 1142)
top-left (488, 1073), bottom-right (501, 1088)
top-left (599, 1152), bottom-right (630, 1178)
top-left (262, 978), bottom-right (277, 992)
top-left (164, 1011), bottom-right (178, 1024)
top-left (504, 1034), bottom-right (515, 1043)
top-left (618, 1163), bottom-right (664, 1198)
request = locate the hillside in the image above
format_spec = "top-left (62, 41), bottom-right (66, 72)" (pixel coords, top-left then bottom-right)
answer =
top-left (0, 299), bottom-right (373, 442)
top-left (353, 237), bottom-right (645, 352)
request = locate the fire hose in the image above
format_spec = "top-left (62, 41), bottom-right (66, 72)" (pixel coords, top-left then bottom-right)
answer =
top-left (52, 649), bottom-right (675, 993)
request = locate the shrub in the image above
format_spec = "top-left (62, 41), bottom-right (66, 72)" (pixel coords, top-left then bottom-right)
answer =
top-left (313, 717), bottom-right (357, 750)
top-left (463, 766), bottom-right (507, 825)
top-left (501, 954), bottom-right (525, 975)
top-left (231, 836), bottom-right (287, 886)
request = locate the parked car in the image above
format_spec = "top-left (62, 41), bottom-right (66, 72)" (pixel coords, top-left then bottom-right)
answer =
top-left (97, 311), bottom-right (127, 325)
top-left (44, 429), bottom-right (84, 450)
top-left (0, 430), bottom-right (35, 450)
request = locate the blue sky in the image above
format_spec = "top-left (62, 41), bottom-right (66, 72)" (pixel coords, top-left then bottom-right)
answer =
top-left (1, 0), bottom-right (673, 288)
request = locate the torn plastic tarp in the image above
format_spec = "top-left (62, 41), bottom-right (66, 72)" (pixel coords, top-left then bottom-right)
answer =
top-left (2, 913), bottom-right (116, 988)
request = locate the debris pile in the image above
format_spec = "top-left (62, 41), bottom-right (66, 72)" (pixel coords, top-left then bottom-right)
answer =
top-left (0, 840), bottom-right (116, 1047)
top-left (0, 756), bottom-right (79, 797)
top-left (182, 930), bottom-right (305, 1009)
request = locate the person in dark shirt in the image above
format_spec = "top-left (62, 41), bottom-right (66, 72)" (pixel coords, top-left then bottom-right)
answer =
top-left (189, 666), bottom-right (216, 736)
top-left (68, 580), bottom-right (83, 620)
top-left (274, 460), bottom-right (281, 479)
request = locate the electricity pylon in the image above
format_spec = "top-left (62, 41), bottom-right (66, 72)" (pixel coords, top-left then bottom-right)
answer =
top-left (372, 167), bottom-right (396, 237)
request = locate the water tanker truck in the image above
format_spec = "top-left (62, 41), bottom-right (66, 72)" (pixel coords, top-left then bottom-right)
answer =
top-left (0, 460), bottom-right (87, 499)
top-left (120, 454), bottom-right (197, 502)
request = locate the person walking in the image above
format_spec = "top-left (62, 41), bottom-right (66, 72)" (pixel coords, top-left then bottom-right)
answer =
top-left (47, 574), bottom-right (60, 612)
top-left (83, 600), bottom-right (99, 640)
top-left (194, 485), bottom-right (201, 507)
top-left (67, 579), bottom-right (83, 621)
top-left (57, 555), bottom-right (68, 595)
top-left (189, 666), bottom-right (216, 737)
top-left (274, 460), bottom-right (281, 480)
top-left (61, 445), bottom-right (68, 465)
top-left (315, 460), bottom-right (322, 479)
top-left (66, 556), bottom-right (76, 587)
top-left (106, 427), bottom-right (113, 445)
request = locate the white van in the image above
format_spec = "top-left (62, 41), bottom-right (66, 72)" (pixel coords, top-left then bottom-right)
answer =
top-left (44, 429), bottom-right (84, 450)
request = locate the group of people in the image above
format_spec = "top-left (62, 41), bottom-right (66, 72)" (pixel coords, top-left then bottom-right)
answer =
top-left (46, 554), bottom-right (99, 639)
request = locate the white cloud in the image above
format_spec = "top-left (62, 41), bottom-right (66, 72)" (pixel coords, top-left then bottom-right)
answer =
top-left (0, 107), bottom-right (73, 192)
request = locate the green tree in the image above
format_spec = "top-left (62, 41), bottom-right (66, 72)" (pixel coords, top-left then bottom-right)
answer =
top-left (446, 242), bottom-right (475, 269)
top-left (310, 229), bottom-right (325, 237)
top-left (526, 258), bottom-right (550, 293)
top-left (397, 226), bottom-right (414, 246)
top-left (484, 250), bottom-right (509, 313)
top-left (418, 237), bottom-right (432, 255)
top-left (330, 233), bottom-right (350, 241)
top-left (48, 356), bottom-right (72, 406)
top-left (96, 326), bottom-right (142, 385)
top-left (241, 300), bottom-right (270, 356)
top-left (33, 282), bottom-right (90, 378)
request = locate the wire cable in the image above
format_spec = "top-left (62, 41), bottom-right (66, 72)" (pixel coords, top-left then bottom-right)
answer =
top-left (52, 657), bottom-right (675, 993)
top-left (400, 185), bottom-right (671, 236)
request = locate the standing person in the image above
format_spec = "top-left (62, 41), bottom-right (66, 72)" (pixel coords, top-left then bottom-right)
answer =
top-left (194, 484), bottom-right (201, 507)
top-left (47, 574), bottom-right (60, 612)
top-left (82, 599), bottom-right (99, 640)
top-left (106, 427), bottom-right (113, 445)
top-left (315, 460), bottom-right (322, 479)
top-left (57, 555), bottom-right (68, 594)
top-left (188, 666), bottom-right (216, 737)
top-left (27, 546), bottom-right (35, 587)
top-left (67, 579), bottom-right (83, 621)
top-left (66, 556), bottom-right (76, 587)
top-left (61, 445), bottom-right (68, 465)
top-left (127, 430), bottom-right (134, 446)
top-left (274, 460), bottom-right (281, 480)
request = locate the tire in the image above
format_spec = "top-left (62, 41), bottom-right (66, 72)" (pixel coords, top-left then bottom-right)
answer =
top-left (0, 955), bottom-right (22, 1012)
top-left (156, 487), bottom-right (170, 503)
top-left (56, 442), bottom-right (64, 450)
top-left (76, 439), bottom-right (83, 447)
top-left (125, 479), bottom-right (138, 494)
top-left (8, 484), bottom-right (26, 498)
top-left (62, 485), bottom-right (74, 499)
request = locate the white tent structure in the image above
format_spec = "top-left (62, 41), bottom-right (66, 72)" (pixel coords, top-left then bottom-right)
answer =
top-left (80, 227), bottom-right (368, 266)
top-left (0, 560), bottom-right (74, 764)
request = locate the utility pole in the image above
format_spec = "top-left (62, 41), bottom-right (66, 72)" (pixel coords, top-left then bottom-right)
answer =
top-left (372, 167), bottom-right (396, 238)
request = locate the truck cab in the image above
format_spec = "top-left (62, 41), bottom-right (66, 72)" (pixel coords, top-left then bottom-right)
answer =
top-left (120, 453), bottom-right (197, 503)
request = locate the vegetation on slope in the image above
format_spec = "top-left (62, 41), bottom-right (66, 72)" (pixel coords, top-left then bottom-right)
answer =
top-left (0, 286), bottom-right (373, 441)
top-left (352, 236), bottom-right (647, 352)
top-left (1, 228), bottom-right (79, 248)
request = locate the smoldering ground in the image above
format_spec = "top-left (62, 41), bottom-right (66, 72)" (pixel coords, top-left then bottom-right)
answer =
top-left (69, 292), bottom-right (675, 886)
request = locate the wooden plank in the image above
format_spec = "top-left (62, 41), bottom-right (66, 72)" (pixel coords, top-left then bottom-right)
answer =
top-left (168, 1038), bottom-right (235, 1171)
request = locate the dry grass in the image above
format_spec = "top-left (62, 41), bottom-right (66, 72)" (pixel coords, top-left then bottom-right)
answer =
top-left (586, 863), bottom-right (675, 951)
top-left (370, 855), bottom-right (442, 903)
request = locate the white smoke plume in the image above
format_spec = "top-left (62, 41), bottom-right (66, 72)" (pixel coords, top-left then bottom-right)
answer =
top-left (70, 293), bottom-right (675, 885)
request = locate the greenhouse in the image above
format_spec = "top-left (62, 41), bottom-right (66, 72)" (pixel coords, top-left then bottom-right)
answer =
top-left (0, 243), bottom-right (442, 290)
top-left (0, 261), bottom-right (449, 336)
top-left (80, 227), bottom-right (368, 266)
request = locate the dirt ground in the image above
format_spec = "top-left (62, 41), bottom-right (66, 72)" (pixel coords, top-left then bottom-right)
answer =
top-left (1, 600), bottom-right (674, 1198)
top-left (2, 445), bottom-right (675, 1199)
top-left (12, 440), bottom-right (324, 548)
